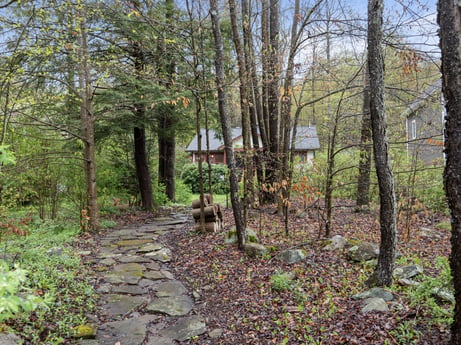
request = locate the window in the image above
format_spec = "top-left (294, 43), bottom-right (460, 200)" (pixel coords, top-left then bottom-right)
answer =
top-left (411, 119), bottom-right (417, 139)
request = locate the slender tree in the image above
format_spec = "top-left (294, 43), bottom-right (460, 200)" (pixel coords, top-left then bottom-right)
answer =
top-left (438, 0), bottom-right (461, 343)
top-left (210, 0), bottom-right (245, 249)
top-left (77, 6), bottom-right (99, 230)
top-left (366, 0), bottom-right (397, 287)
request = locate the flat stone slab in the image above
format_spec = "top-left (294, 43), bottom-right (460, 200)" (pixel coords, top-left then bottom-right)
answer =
top-left (145, 336), bottom-right (175, 345)
top-left (156, 281), bottom-right (187, 297)
top-left (111, 285), bottom-right (147, 295)
top-left (102, 272), bottom-right (141, 285)
top-left (159, 315), bottom-right (206, 341)
top-left (146, 248), bottom-right (172, 262)
top-left (97, 315), bottom-right (155, 345)
top-left (113, 263), bottom-right (146, 273)
top-left (143, 271), bottom-right (165, 280)
top-left (146, 295), bottom-right (194, 316)
top-left (138, 243), bottom-right (164, 253)
top-left (118, 255), bottom-right (152, 263)
top-left (116, 239), bottom-right (152, 247)
top-left (100, 294), bottom-right (147, 316)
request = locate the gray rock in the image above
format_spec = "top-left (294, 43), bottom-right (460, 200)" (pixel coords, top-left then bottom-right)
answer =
top-left (146, 295), bottom-right (194, 316)
top-left (118, 255), bottom-right (152, 263)
top-left (160, 270), bottom-right (174, 280)
top-left (100, 294), bottom-right (147, 317)
top-left (209, 328), bottom-right (224, 338)
top-left (47, 247), bottom-right (63, 256)
top-left (156, 281), bottom-right (187, 297)
top-left (143, 271), bottom-right (165, 280)
top-left (146, 247), bottom-right (172, 262)
top-left (361, 297), bottom-right (389, 312)
top-left (159, 315), bottom-right (206, 341)
top-left (432, 287), bottom-right (455, 303)
top-left (323, 235), bottom-right (348, 251)
top-left (398, 278), bottom-right (420, 287)
top-left (225, 227), bottom-right (259, 244)
top-left (393, 264), bottom-right (423, 280)
top-left (111, 285), bottom-right (146, 295)
top-left (138, 243), bottom-right (164, 253)
top-left (99, 258), bottom-right (116, 266)
top-left (98, 315), bottom-right (155, 345)
top-left (244, 243), bottom-right (267, 257)
top-left (352, 287), bottom-right (394, 302)
top-left (275, 249), bottom-right (306, 264)
top-left (347, 242), bottom-right (379, 262)
top-left (0, 333), bottom-right (20, 345)
top-left (145, 336), bottom-right (175, 345)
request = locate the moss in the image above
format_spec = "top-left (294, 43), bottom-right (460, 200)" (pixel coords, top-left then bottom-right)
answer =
top-left (72, 324), bottom-right (97, 339)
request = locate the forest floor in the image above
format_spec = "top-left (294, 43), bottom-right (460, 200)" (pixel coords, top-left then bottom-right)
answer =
top-left (118, 199), bottom-right (452, 344)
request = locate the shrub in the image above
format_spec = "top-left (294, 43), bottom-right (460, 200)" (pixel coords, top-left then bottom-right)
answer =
top-left (181, 163), bottom-right (229, 194)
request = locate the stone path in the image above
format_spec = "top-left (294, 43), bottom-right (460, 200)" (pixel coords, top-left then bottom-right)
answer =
top-left (78, 213), bottom-right (208, 345)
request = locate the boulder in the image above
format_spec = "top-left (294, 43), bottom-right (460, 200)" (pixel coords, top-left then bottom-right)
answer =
top-left (361, 297), bottom-right (389, 313)
top-left (244, 243), bottom-right (267, 257)
top-left (224, 227), bottom-right (259, 244)
top-left (352, 287), bottom-right (394, 302)
top-left (393, 264), bottom-right (423, 280)
top-left (323, 235), bottom-right (348, 251)
top-left (275, 249), bottom-right (306, 264)
top-left (432, 287), bottom-right (455, 304)
top-left (347, 242), bottom-right (379, 262)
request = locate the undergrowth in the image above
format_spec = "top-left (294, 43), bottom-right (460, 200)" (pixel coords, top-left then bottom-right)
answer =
top-left (0, 211), bottom-right (98, 344)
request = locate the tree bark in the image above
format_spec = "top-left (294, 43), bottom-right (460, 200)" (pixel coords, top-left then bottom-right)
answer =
top-left (366, 0), bottom-right (397, 287)
top-left (438, 0), bottom-right (461, 343)
top-left (131, 34), bottom-right (154, 210)
top-left (77, 9), bottom-right (99, 230)
top-left (356, 66), bottom-right (372, 208)
top-left (210, 0), bottom-right (246, 250)
top-left (157, 0), bottom-right (176, 202)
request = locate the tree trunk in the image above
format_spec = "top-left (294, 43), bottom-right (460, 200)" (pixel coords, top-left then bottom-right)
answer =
top-left (438, 0), bottom-right (461, 343)
top-left (134, 126), bottom-right (154, 209)
top-left (366, 0), bottom-right (397, 287)
top-left (157, 0), bottom-right (176, 202)
top-left (210, 0), bottom-right (245, 250)
top-left (356, 66), bottom-right (372, 208)
top-left (131, 35), bottom-right (154, 210)
top-left (77, 9), bottom-right (99, 230)
top-left (228, 0), bottom-right (253, 221)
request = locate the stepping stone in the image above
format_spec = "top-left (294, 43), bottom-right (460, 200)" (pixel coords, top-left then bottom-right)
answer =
top-left (113, 263), bottom-right (146, 274)
top-left (97, 315), bottom-right (155, 345)
top-left (102, 272), bottom-right (141, 285)
top-left (138, 243), bottom-right (163, 253)
top-left (100, 294), bottom-right (147, 317)
top-left (118, 255), bottom-right (152, 263)
top-left (146, 295), bottom-right (194, 316)
top-left (145, 336), bottom-right (175, 345)
top-left (159, 315), bottom-right (206, 341)
top-left (146, 248), bottom-right (172, 262)
top-left (145, 262), bottom-right (161, 270)
top-left (99, 258), bottom-right (116, 266)
top-left (112, 285), bottom-right (146, 295)
top-left (116, 239), bottom-right (152, 247)
top-left (143, 271), bottom-right (165, 280)
top-left (156, 281), bottom-right (187, 297)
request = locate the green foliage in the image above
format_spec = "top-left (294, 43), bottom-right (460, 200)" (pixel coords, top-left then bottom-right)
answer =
top-left (174, 179), bottom-right (193, 205)
top-left (2, 215), bottom-right (97, 343)
top-left (390, 320), bottom-right (422, 344)
top-left (404, 257), bottom-right (453, 326)
top-left (0, 145), bottom-right (16, 166)
top-left (0, 261), bottom-right (42, 322)
top-left (181, 163), bottom-right (229, 194)
top-left (270, 271), bottom-right (293, 292)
